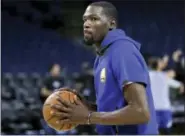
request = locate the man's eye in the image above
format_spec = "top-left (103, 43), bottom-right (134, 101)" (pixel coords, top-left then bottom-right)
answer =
top-left (91, 17), bottom-right (97, 21)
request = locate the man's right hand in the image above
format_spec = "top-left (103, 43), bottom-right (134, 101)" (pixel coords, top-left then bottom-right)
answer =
top-left (71, 89), bottom-right (97, 111)
top-left (57, 87), bottom-right (89, 106)
top-left (58, 87), bottom-right (97, 111)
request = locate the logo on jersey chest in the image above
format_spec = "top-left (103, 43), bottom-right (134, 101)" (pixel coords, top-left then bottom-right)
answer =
top-left (100, 68), bottom-right (106, 83)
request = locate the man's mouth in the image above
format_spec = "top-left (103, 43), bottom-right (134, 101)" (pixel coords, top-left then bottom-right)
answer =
top-left (84, 30), bottom-right (92, 35)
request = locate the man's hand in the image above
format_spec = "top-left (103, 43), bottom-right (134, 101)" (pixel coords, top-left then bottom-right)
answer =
top-left (61, 87), bottom-right (97, 111)
top-left (51, 94), bottom-right (90, 125)
top-left (172, 49), bottom-right (182, 62)
top-left (59, 87), bottom-right (89, 107)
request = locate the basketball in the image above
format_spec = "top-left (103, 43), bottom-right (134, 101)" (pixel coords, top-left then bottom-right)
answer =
top-left (42, 88), bottom-right (78, 131)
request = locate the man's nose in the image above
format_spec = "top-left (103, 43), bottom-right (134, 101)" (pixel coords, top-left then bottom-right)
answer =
top-left (83, 20), bottom-right (91, 29)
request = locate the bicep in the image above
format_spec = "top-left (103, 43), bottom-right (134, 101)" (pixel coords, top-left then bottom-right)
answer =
top-left (123, 83), bottom-right (149, 111)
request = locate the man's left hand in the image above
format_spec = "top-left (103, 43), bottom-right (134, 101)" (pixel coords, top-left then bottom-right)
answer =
top-left (51, 95), bottom-right (90, 125)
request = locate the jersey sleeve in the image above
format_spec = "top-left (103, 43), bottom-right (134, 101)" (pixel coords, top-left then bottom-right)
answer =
top-left (111, 41), bottom-right (148, 90)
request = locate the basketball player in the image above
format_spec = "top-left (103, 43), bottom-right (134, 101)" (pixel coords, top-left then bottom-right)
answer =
top-left (51, 1), bottom-right (158, 134)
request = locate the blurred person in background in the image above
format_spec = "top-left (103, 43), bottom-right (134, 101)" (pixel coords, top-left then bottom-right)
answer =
top-left (40, 63), bottom-right (65, 103)
top-left (172, 49), bottom-right (185, 83)
top-left (80, 61), bottom-right (96, 102)
top-left (40, 63), bottom-right (65, 135)
top-left (149, 57), bottom-right (184, 135)
top-left (73, 62), bottom-right (96, 102)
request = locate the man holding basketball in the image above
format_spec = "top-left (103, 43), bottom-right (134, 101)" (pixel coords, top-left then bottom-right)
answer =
top-left (51, 1), bottom-right (158, 135)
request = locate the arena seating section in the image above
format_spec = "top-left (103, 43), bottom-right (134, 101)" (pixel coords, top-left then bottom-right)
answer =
top-left (2, 1), bottom-right (184, 135)
top-left (2, 1), bottom-right (184, 73)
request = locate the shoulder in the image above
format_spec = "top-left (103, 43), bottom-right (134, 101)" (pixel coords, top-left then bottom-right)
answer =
top-left (110, 39), bottom-right (140, 57)
top-left (149, 70), bottom-right (156, 74)
top-left (109, 39), bottom-right (143, 65)
top-left (149, 70), bottom-right (157, 77)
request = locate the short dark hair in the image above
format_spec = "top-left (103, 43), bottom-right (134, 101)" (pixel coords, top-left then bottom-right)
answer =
top-left (90, 1), bottom-right (118, 24)
top-left (148, 57), bottom-right (159, 70)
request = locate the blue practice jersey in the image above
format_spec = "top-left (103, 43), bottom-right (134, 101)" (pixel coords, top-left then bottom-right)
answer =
top-left (93, 29), bottom-right (158, 135)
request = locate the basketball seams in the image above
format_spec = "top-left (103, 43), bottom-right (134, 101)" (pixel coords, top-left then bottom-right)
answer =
top-left (67, 124), bottom-right (71, 130)
top-left (68, 92), bottom-right (72, 103)
top-left (58, 90), bottom-right (68, 95)
top-left (55, 93), bottom-right (63, 102)
top-left (56, 91), bottom-right (74, 104)
top-left (43, 103), bottom-right (52, 106)
top-left (70, 92), bottom-right (75, 104)
top-left (59, 122), bottom-right (65, 130)
top-left (47, 115), bottom-right (56, 122)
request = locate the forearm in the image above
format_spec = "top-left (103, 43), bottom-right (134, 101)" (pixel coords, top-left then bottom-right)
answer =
top-left (90, 105), bottom-right (150, 125)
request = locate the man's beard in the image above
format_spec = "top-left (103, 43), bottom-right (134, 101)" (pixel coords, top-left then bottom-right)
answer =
top-left (83, 38), bottom-right (94, 46)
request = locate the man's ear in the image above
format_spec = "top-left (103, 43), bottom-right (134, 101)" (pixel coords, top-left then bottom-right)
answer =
top-left (109, 20), bottom-right (116, 30)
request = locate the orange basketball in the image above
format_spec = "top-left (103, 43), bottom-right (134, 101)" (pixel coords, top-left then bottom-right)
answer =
top-left (42, 88), bottom-right (78, 131)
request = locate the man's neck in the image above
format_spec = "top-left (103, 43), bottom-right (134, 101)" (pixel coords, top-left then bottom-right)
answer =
top-left (94, 43), bottom-right (101, 53)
